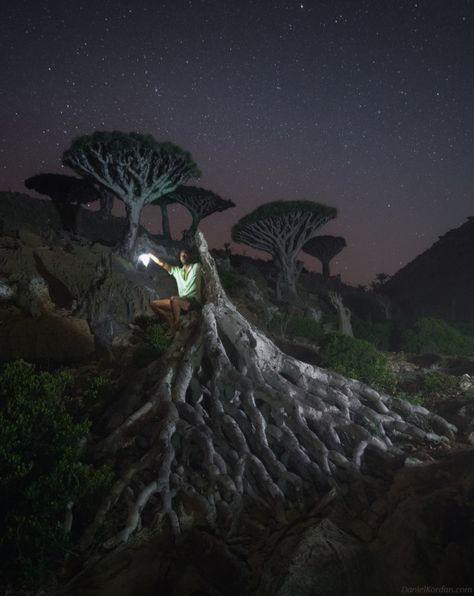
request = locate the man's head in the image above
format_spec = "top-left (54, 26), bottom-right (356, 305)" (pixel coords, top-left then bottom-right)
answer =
top-left (179, 248), bottom-right (191, 265)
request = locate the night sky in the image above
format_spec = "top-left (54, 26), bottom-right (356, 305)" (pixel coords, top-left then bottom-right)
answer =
top-left (1, 0), bottom-right (473, 285)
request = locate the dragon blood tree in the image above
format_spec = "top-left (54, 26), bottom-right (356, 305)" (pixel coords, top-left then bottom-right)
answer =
top-left (163, 185), bottom-right (236, 242)
top-left (24, 173), bottom-right (101, 232)
top-left (232, 201), bottom-right (337, 301)
top-left (303, 235), bottom-right (347, 279)
top-left (74, 231), bottom-right (455, 564)
top-left (62, 131), bottom-right (200, 255)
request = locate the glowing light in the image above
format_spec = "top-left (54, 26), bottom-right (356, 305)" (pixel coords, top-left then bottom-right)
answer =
top-left (138, 253), bottom-right (150, 267)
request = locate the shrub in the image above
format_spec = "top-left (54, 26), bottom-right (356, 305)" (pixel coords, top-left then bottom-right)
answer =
top-left (134, 322), bottom-right (171, 367)
top-left (352, 317), bottom-right (392, 351)
top-left (420, 371), bottom-right (458, 395)
top-left (270, 315), bottom-right (325, 344)
top-left (318, 332), bottom-right (394, 390)
top-left (394, 391), bottom-right (425, 406)
top-left (399, 317), bottom-right (474, 357)
top-left (219, 270), bottom-right (239, 291)
top-left (0, 360), bottom-right (111, 586)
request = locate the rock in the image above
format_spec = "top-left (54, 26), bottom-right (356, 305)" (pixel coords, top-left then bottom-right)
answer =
top-left (0, 280), bottom-right (15, 300)
top-left (460, 373), bottom-right (474, 393)
top-left (0, 308), bottom-right (95, 363)
top-left (368, 450), bottom-right (474, 592)
top-left (0, 228), bottom-right (172, 351)
top-left (27, 276), bottom-right (56, 316)
top-left (304, 306), bottom-right (323, 321)
top-left (259, 518), bottom-right (368, 596)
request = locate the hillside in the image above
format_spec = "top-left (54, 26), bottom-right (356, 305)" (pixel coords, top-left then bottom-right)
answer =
top-left (0, 192), bottom-right (473, 595)
top-left (384, 216), bottom-right (474, 323)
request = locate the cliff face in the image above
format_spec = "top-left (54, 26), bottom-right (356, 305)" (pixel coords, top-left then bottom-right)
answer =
top-left (384, 216), bottom-right (474, 323)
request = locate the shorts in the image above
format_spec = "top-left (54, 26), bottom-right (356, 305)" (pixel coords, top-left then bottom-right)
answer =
top-left (183, 296), bottom-right (202, 311)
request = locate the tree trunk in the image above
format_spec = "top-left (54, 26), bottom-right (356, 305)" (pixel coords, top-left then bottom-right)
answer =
top-left (79, 232), bottom-right (456, 554)
top-left (328, 291), bottom-right (353, 336)
top-left (160, 204), bottom-right (171, 240)
top-left (275, 254), bottom-right (298, 303)
top-left (322, 261), bottom-right (330, 279)
top-left (52, 197), bottom-right (81, 233)
top-left (99, 193), bottom-right (114, 218)
top-left (181, 216), bottom-right (200, 247)
top-left (123, 202), bottom-right (142, 256)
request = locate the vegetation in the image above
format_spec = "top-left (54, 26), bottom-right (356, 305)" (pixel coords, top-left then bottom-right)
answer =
top-left (399, 317), bottom-right (474, 357)
top-left (232, 200), bottom-right (337, 302)
top-left (370, 272), bottom-right (391, 292)
top-left (270, 314), bottom-right (325, 344)
top-left (219, 269), bottom-right (239, 291)
top-left (162, 185), bottom-right (235, 242)
top-left (395, 391), bottom-right (425, 406)
top-left (318, 333), bottom-right (395, 390)
top-left (24, 173), bottom-right (101, 232)
top-left (352, 317), bottom-right (392, 351)
top-left (63, 131), bottom-right (200, 254)
top-left (0, 361), bottom-right (111, 586)
top-left (420, 371), bottom-right (459, 394)
top-left (134, 322), bottom-right (172, 367)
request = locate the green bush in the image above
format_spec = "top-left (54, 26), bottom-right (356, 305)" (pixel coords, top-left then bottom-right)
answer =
top-left (0, 361), bottom-right (111, 586)
top-left (270, 315), bottom-right (325, 344)
top-left (318, 332), bottom-right (395, 390)
top-left (399, 317), bottom-right (474, 357)
top-left (134, 322), bottom-right (171, 367)
top-left (395, 391), bottom-right (425, 406)
top-left (420, 371), bottom-right (458, 395)
top-left (352, 317), bottom-right (392, 351)
top-left (219, 270), bottom-right (239, 291)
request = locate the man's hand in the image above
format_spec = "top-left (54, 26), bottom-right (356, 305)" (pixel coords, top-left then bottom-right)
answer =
top-left (149, 253), bottom-right (171, 272)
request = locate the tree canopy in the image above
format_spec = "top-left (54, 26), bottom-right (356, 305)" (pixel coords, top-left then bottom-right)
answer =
top-left (62, 131), bottom-right (200, 253)
top-left (303, 235), bottom-right (347, 278)
top-left (24, 173), bottom-right (101, 231)
top-left (162, 185), bottom-right (235, 239)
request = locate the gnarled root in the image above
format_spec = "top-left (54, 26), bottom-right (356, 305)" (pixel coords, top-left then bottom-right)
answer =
top-left (80, 232), bottom-right (456, 552)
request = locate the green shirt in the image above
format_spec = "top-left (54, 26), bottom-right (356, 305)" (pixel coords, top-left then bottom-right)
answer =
top-left (170, 263), bottom-right (203, 302)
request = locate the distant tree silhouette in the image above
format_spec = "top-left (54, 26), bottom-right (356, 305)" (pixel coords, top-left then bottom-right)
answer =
top-left (232, 201), bottom-right (337, 301)
top-left (303, 235), bottom-right (347, 279)
top-left (62, 131), bottom-right (200, 254)
top-left (370, 272), bottom-right (391, 292)
top-left (161, 185), bottom-right (235, 242)
top-left (24, 173), bottom-right (100, 232)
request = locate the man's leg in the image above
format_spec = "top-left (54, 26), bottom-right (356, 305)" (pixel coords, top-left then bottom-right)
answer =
top-left (150, 298), bottom-right (172, 313)
top-left (170, 296), bottom-right (190, 331)
top-left (150, 298), bottom-right (175, 328)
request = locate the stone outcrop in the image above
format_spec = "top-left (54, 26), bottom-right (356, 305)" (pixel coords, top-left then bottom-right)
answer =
top-left (0, 227), bottom-right (179, 362)
top-left (0, 305), bottom-right (95, 363)
top-left (384, 216), bottom-right (474, 323)
top-left (61, 450), bottom-right (474, 596)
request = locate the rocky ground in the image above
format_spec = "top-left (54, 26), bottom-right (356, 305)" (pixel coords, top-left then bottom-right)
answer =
top-left (0, 194), bottom-right (473, 595)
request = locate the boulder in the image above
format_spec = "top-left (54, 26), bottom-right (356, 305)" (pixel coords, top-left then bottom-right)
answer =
top-left (0, 306), bottom-right (95, 363)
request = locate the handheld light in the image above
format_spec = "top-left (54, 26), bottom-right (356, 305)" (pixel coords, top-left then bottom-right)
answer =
top-left (138, 253), bottom-right (151, 267)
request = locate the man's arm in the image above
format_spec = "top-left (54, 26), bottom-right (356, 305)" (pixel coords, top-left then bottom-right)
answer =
top-left (148, 253), bottom-right (172, 273)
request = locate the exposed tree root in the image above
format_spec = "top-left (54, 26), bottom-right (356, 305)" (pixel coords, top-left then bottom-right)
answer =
top-left (80, 232), bottom-right (456, 552)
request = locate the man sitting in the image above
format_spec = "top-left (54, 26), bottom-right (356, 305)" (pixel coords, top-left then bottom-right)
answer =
top-left (148, 247), bottom-right (203, 332)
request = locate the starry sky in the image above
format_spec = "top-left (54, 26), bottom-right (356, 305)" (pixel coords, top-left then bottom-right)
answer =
top-left (1, 0), bottom-right (473, 285)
